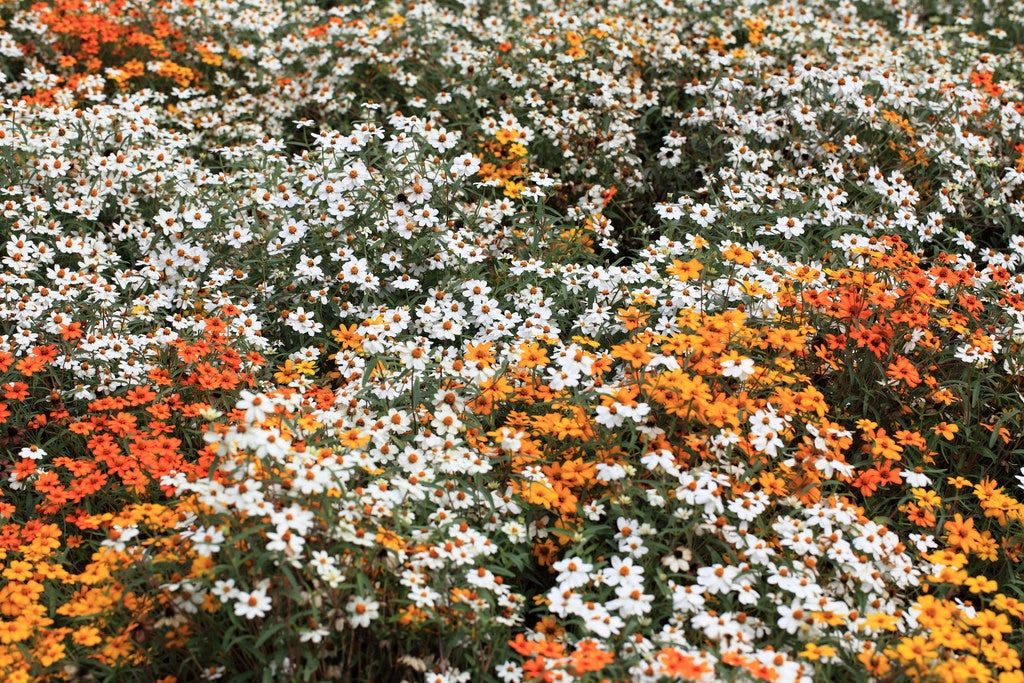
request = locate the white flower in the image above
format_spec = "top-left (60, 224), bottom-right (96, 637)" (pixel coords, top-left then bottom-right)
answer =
top-left (815, 457), bottom-right (854, 479)
top-left (17, 445), bottom-right (45, 460)
top-left (188, 526), bottom-right (225, 556)
top-left (640, 449), bottom-right (675, 472)
top-left (720, 357), bottom-right (755, 380)
top-left (776, 602), bottom-right (811, 635)
top-left (689, 203), bottom-right (719, 227)
top-left (594, 404), bottom-right (626, 428)
top-left (286, 307), bottom-right (324, 336)
top-left (582, 604), bottom-right (624, 638)
top-left (696, 564), bottom-right (741, 594)
top-left (772, 216), bottom-right (806, 239)
top-left (234, 588), bottom-right (272, 619)
top-left (212, 579), bottom-right (239, 603)
top-left (451, 153), bottom-right (481, 177)
top-left (596, 462), bottom-right (626, 482)
top-left (552, 556), bottom-right (593, 589)
top-left (608, 583), bottom-right (654, 617)
top-left (346, 596), bottom-right (380, 628)
top-left (300, 627), bottom-right (330, 643)
top-left (662, 547), bottom-right (692, 573)
top-left (601, 556), bottom-right (644, 588)
top-left (495, 661), bottom-right (523, 683)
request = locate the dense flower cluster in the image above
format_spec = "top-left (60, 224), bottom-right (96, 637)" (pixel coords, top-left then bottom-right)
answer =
top-left (1, 0), bottom-right (1024, 681)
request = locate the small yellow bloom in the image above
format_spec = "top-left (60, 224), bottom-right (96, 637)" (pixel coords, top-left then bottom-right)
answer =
top-left (932, 421), bottom-right (959, 440)
top-left (965, 576), bottom-right (998, 594)
top-left (73, 626), bottom-right (103, 647)
top-left (0, 619), bottom-right (31, 644)
top-left (800, 643), bottom-right (837, 661)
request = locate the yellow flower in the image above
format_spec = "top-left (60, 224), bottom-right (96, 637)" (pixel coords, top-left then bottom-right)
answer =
top-left (667, 258), bottom-right (703, 281)
top-left (0, 620), bottom-right (30, 644)
top-left (570, 335), bottom-right (600, 349)
top-left (862, 612), bottom-right (899, 632)
top-left (992, 594), bottom-right (1024, 619)
top-left (985, 638), bottom-right (1020, 670)
top-left (973, 610), bottom-right (1012, 640)
top-left (913, 596), bottom-right (955, 626)
top-left (72, 626), bottom-right (103, 647)
top-left (965, 576), bottom-right (998, 594)
top-left (932, 421), bottom-right (959, 440)
top-left (911, 488), bottom-right (941, 509)
top-left (894, 635), bottom-right (938, 665)
top-left (495, 129), bottom-right (521, 145)
top-left (949, 656), bottom-right (993, 683)
top-left (1, 561), bottom-right (33, 582)
top-left (297, 414), bottom-right (323, 432)
top-left (800, 643), bottom-right (837, 661)
top-left (503, 181), bottom-right (524, 198)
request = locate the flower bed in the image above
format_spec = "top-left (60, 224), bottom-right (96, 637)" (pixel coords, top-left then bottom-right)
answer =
top-left (1, 0), bottom-right (1023, 681)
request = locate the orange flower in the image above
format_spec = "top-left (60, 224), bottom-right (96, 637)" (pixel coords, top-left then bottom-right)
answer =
top-left (944, 514), bottom-right (980, 553)
top-left (570, 640), bottom-right (614, 674)
top-left (518, 342), bottom-right (549, 368)
top-left (932, 422), bottom-right (959, 440)
top-left (617, 306), bottom-right (649, 331)
top-left (886, 356), bottom-right (921, 388)
top-left (611, 340), bottom-right (652, 369)
top-left (659, 648), bottom-right (712, 679)
top-left (339, 428), bottom-right (370, 449)
top-left (464, 342), bottom-right (495, 368)
top-left (667, 258), bottom-right (703, 281)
